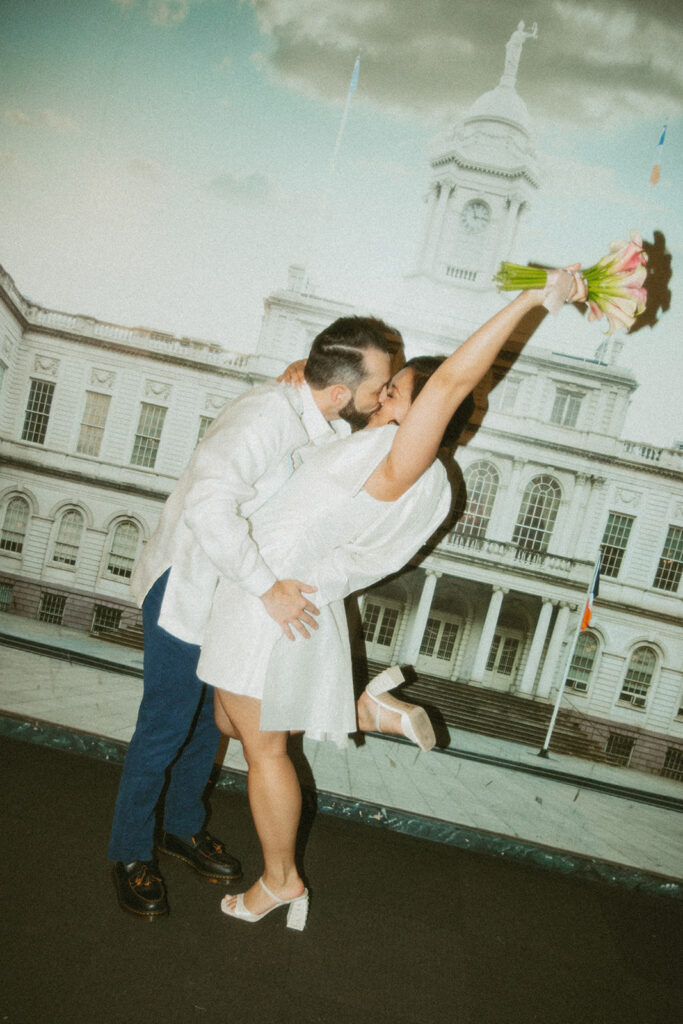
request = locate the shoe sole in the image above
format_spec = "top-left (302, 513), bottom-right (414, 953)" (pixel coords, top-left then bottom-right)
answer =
top-left (156, 844), bottom-right (242, 884)
top-left (112, 871), bottom-right (169, 921)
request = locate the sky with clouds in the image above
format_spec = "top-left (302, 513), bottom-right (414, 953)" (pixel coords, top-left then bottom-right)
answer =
top-left (0, 0), bottom-right (681, 443)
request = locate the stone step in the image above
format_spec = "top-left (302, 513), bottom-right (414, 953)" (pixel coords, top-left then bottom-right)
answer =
top-left (366, 661), bottom-right (611, 764)
top-left (91, 624), bottom-right (145, 650)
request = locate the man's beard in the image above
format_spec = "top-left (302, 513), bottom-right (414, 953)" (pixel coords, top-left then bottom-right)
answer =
top-left (338, 395), bottom-right (375, 430)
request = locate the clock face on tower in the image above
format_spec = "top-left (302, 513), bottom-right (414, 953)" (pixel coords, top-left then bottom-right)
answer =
top-left (460, 199), bottom-right (490, 233)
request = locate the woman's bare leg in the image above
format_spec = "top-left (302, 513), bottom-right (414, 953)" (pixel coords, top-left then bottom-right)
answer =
top-left (219, 692), bottom-right (304, 915)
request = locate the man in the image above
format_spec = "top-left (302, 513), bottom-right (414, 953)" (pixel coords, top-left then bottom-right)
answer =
top-left (108, 315), bottom-right (396, 919)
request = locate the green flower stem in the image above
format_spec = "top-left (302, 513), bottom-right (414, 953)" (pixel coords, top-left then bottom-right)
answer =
top-left (493, 261), bottom-right (627, 305)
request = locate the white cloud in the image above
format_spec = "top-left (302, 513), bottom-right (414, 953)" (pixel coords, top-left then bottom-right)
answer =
top-left (148, 0), bottom-right (193, 27)
top-left (0, 148), bottom-right (20, 169)
top-left (127, 157), bottom-right (171, 184)
top-left (247, 0), bottom-right (683, 129)
top-left (2, 107), bottom-right (78, 134)
top-left (539, 154), bottom-right (639, 207)
top-left (111, 0), bottom-right (202, 26)
top-left (38, 109), bottom-right (79, 134)
top-left (205, 170), bottom-right (272, 203)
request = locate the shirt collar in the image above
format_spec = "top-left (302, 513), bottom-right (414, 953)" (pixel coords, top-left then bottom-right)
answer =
top-left (298, 383), bottom-right (350, 441)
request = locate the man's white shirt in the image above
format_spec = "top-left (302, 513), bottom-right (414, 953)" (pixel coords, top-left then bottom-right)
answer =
top-left (130, 382), bottom-right (349, 645)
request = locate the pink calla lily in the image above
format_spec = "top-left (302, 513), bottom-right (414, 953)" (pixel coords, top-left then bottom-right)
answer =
top-left (493, 229), bottom-right (648, 336)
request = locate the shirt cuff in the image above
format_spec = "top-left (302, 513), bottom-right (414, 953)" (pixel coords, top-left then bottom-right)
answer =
top-left (242, 564), bottom-right (278, 598)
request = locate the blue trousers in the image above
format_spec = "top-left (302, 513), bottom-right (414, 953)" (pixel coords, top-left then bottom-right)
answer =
top-left (108, 571), bottom-right (221, 862)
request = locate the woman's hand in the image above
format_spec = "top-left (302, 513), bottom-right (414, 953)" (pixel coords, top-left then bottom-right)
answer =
top-left (540, 264), bottom-right (588, 315)
top-left (277, 359), bottom-right (307, 388)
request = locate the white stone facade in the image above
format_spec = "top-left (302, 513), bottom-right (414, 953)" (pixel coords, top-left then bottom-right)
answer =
top-left (0, 47), bottom-right (681, 779)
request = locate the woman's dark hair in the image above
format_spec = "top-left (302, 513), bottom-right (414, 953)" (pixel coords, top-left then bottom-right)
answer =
top-left (404, 355), bottom-right (474, 448)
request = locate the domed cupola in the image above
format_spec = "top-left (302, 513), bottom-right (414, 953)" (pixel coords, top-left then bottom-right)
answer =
top-left (414, 22), bottom-right (541, 294)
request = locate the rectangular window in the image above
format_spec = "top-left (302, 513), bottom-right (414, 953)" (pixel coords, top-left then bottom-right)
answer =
top-left (486, 635), bottom-right (519, 675)
top-left (653, 525), bottom-right (683, 592)
top-left (76, 392), bottom-right (111, 456)
top-left (361, 602), bottom-right (380, 642)
top-left (550, 390), bottom-right (582, 428)
top-left (491, 373), bottom-right (520, 414)
top-left (497, 637), bottom-right (519, 675)
top-left (604, 733), bottom-right (635, 768)
top-left (0, 582), bottom-right (13, 611)
top-left (130, 403), bottom-right (167, 468)
top-left (419, 618), bottom-right (440, 658)
top-left (661, 747), bottom-right (683, 782)
top-left (376, 607), bottom-right (399, 646)
top-left (38, 592), bottom-right (66, 625)
top-left (437, 622), bottom-right (459, 661)
top-left (196, 415), bottom-right (214, 445)
top-left (485, 635), bottom-right (501, 672)
top-left (91, 604), bottom-right (122, 634)
top-left (362, 601), bottom-right (399, 648)
top-left (600, 512), bottom-right (634, 579)
top-left (21, 379), bottom-right (55, 444)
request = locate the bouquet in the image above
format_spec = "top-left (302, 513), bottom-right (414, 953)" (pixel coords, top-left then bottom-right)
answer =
top-left (493, 231), bottom-right (648, 335)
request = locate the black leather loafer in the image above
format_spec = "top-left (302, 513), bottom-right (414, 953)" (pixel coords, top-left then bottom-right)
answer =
top-left (157, 830), bottom-right (242, 883)
top-left (112, 860), bottom-right (168, 920)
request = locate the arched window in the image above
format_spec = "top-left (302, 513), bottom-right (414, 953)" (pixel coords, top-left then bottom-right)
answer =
top-left (566, 631), bottom-right (598, 693)
top-left (513, 476), bottom-right (561, 557)
top-left (453, 462), bottom-right (499, 542)
top-left (53, 509), bottom-right (85, 566)
top-left (619, 647), bottom-right (656, 709)
top-left (106, 520), bottom-right (140, 579)
top-left (0, 496), bottom-right (30, 554)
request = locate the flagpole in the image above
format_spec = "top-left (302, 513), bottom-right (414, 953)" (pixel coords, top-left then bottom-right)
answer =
top-left (537, 555), bottom-right (601, 758)
top-left (307, 54), bottom-right (360, 276)
top-left (637, 123), bottom-right (667, 235)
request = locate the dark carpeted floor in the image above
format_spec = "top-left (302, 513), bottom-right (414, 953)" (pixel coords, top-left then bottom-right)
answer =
top-left (1, 735), bottom-right (681, 1024)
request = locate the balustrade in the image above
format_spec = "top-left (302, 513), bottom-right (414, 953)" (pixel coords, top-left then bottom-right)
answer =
top-left (444, 530), bottom-right (574, 575)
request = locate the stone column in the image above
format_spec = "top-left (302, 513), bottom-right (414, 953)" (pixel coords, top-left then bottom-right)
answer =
top-left (400, 570), bottom-right (441, 664)
top-left (518, 598), bottom-right (555, 695)
top-left (470, 586), bottom-right (507, 683)
top-left (536, 601), bottom-right (571, 699)
top-left (565, 473), bottom-right (591, 553)
top-left (417, 186), bottom-right (439, 269)
top-left (500, 198), bottom-right (523, 262)
top-left (423, 180), bottom-right (452, 273)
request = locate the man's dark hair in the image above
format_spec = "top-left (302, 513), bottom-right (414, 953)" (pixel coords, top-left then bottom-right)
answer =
top-left (304, 316), bottom-right (398, 391)
top-left (404, 355), bottom-right (474, 448)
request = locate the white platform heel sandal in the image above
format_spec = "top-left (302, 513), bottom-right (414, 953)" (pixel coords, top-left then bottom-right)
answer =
top-left (365, 667), bottom-right (436, 752)
top-left (220, 877), bottom-right (309, 931)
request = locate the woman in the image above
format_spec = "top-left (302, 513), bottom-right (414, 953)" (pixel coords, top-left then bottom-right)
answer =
top-left (197, 269), bottom-right (587, 929)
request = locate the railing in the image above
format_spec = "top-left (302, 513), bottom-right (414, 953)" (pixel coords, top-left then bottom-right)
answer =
top-left (443, 265), bottom-right (478, 282)
top-left (443, 531), bottom-right (575, 574)
top-left (24, 306), bottom-right (249, 369)
top-left (622, 441), bottom-right (663, 463)
top-left (619, 440), bottom-right (682, 470)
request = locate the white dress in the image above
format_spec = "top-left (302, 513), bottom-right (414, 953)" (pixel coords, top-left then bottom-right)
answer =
top-left (196, 425), bottom-right (451, 746)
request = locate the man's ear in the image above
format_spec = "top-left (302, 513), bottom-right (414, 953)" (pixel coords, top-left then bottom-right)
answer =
top-left (328, 383), bottom-right (352, 411)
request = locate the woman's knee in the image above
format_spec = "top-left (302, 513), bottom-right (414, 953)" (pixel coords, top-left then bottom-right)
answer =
top-left (241, 731), bottom-right (289, 770)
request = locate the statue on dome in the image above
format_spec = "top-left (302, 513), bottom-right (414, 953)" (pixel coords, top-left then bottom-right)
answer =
top-left (501, 21), bottom-right (538, 86)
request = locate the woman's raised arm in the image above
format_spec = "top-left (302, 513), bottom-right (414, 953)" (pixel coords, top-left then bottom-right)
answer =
top-left (365, 268), bottom-right (587, 501)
